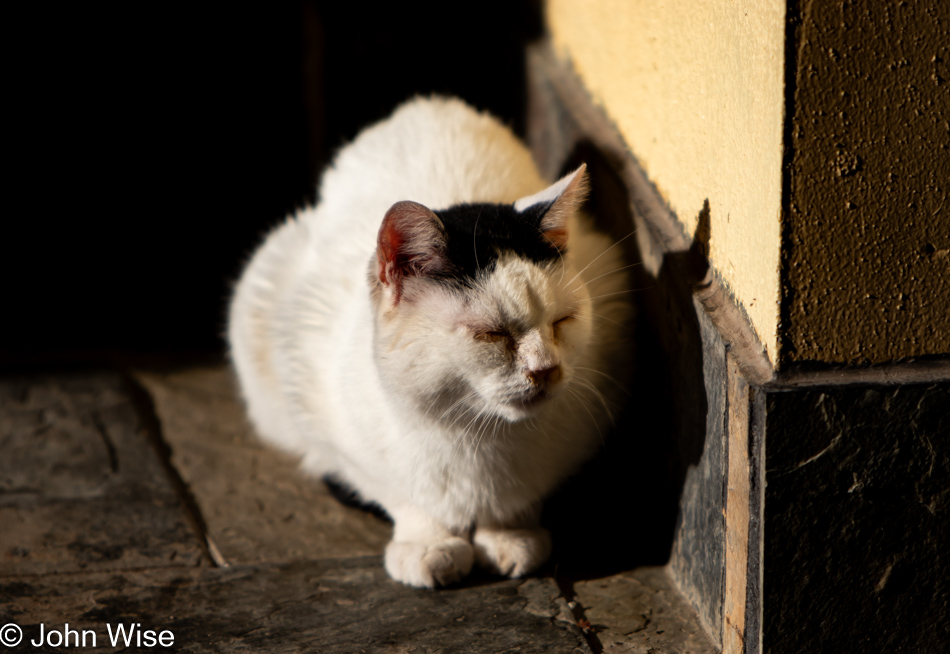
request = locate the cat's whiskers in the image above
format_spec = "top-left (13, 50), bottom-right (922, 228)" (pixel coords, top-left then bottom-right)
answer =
top-left (565, 261), bottom-right (643, 295)
top-left (442, 394), bottom-right (483, 437)
top-left (438, 412), bottom-right (476, 485)
top-left (411, 389), bottom-right (478, 492)
top-left (571, 375), bottom-right (614, 422)
top-left (436, 390), bottom-right (479, 423)
top-left (471, 411), bottom-right (499, 461)
top-left (447, 408), bottom-right (499, 482)
top-left (586, 287), bottom-right (652, 302)
top-left (527, 221), bottom-right (567, 284)
top-left (574, 366), bottom-right (632, 396)
top-left (468, 411), bottom-right (489, 459)
top-left (444, 402), bottom-right (491, 478)
top-left (418, 388), bottom-right (455, 421)
top-left (487, 413), bottom-right (509, 449)
top-left (561, 229), bottom-right (637, 289)
top-left (589, 311), bottom-right (623, 327)
top-left (564, 385), bottom-right (604, 447)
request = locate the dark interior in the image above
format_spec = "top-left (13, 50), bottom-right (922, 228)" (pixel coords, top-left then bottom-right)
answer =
top-left (4, 3), bottom-right (543, 362)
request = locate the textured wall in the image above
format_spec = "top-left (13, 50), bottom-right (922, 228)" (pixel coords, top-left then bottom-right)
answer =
top-left (547, 0), bottom-right (786, 365)
top-left (783, 0), bottom-right (950, 365)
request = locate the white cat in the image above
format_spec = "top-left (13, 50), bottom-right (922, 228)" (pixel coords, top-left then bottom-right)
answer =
top-left (228, 96), bottom-right (632, 588)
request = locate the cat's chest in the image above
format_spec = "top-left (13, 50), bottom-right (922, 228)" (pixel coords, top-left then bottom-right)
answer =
top-left (422, 419), bottom-right (565, 483)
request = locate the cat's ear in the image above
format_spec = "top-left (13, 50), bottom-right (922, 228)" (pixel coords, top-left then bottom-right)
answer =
top-left (513, 164), bottom-right (589, 250)
top-left (376, 200), bottom-right (450, 301)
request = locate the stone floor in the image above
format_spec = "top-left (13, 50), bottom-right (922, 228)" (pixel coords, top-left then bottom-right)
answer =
top-left (0, 365), bottom-right (715, 653)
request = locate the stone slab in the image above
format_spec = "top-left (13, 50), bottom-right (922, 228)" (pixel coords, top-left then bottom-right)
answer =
top-left (574, 567), bottom-right (715, 654)
top-left (1, 557), bottom-right (590, 653)
top-left (134, 366), bottom-right (391, 565)
top-left (0, 373), bottom-right (204, 575)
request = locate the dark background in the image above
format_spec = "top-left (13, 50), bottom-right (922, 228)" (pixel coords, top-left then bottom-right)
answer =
top-left (2, 1), bottom-right (681, 578)
top-left (4, 3), bottom-right (543, 364)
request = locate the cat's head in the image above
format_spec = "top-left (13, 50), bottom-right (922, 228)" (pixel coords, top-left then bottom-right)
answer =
top-left (370, 165), bottom-right (593, 422)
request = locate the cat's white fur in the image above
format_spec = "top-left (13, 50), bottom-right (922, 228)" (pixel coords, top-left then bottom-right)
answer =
top-left (228, 97), bottom-right (631, 587)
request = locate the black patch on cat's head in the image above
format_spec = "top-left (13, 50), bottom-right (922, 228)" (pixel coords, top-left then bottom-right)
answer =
top-left (431, 201), bottom-right (562, 285)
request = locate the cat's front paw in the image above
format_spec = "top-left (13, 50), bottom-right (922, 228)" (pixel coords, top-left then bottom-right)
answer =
top-left (384, 536), bottom-right (474, 588)
top-left (473, 526), bottom-right (552, 578)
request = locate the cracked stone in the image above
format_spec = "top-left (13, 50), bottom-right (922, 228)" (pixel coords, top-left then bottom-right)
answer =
top-left (573, 568), bottom-right (715, 654)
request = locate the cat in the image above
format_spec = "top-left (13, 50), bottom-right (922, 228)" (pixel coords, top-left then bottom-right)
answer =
top-left (228, 96), bottom-right (633, 588)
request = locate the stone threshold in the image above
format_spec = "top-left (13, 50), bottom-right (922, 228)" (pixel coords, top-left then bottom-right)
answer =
top-left (1, 366), bottom-right (715, 653)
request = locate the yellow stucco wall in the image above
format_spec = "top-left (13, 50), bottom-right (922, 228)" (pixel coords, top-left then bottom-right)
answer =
top-left (548, 0), bottom-right (785, 364)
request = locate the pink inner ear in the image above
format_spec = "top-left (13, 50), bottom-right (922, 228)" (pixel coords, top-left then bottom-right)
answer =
top-left (538, 164), bottom-right (588, 251)
top-left (376, 200), bottom-right (447, 303)
top-left (377, 217), bottom-right (404, 286)
top-left (542, 226), bottom-right (569, 250)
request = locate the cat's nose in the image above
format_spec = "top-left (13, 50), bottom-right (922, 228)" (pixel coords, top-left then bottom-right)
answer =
top-left (527, 365), bottom-right (562, 388)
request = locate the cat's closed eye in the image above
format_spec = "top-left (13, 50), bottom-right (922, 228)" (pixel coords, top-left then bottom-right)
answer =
top-left (553, 315), bottom-right (575, 335)
top-left (475, 328), bottom-right (512, 346)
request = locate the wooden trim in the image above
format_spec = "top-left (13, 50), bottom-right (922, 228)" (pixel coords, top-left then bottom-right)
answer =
top-left (770, 359), bottom-right (950, 389)
top-left (723, 354), bottom-right (751, 653)
top-left (745, 389), bottom-right (766, 654)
